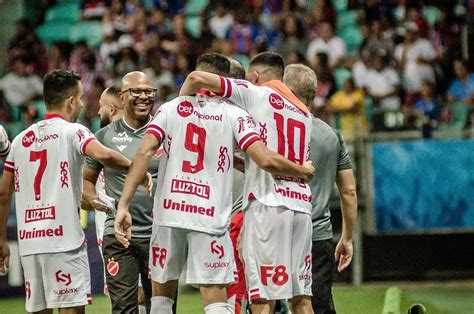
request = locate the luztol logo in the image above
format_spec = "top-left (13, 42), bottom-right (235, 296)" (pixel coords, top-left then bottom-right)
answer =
top-left (269, 93), bottom-right (284, 110)
top-left (55, 270), bottom-right (72, 286)
top-left (171, 179), bottom-right (210, 199)
top-left (177, 101), bottom-right (194, 117)
top-left (22, 131), bottom-right (36, 148)
top-left (210, 240), bottom-right (224, 259)
top-left (25, 206), bottom-right (55, 223)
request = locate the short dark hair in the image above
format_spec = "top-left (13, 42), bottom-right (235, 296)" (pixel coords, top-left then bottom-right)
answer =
top-left (196, 53), bottom-right (230, 76)
top-left (105, 85), bottom-right (121, 98)
top-left (43, 70), bottom-right (81, 109)
top-left (249, 52), bottom-right (284, 78)
top-left (230, 61), bottom-right (246, 79)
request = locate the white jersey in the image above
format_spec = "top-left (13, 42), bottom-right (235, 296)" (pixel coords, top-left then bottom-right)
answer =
top-left (217, 77), bottom-right (313, 214)
top-left (146, 95), bottom-right (260, 235)
top-left (94, 170), bottom-right (107, 247)
top-left (4, 114), bottom-right (95, 256)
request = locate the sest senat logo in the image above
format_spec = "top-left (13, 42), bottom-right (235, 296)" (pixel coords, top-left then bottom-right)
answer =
top-left (22, 131), bottom-right (36, 147)
top-left (177, 101), bottom-right (194, 117)
top-left (269, 93), bottom-right (284, 110)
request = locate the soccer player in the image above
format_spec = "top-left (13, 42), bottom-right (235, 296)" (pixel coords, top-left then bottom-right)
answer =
top-left (284, 64), bottom-right (357, 313)
top-left (115, 54), bottom-right (314, 314)
top-left (82, 72), bottom-right (159, 314)
top-left (0, 125), bottom-right (10, 161)
top-left (179, 52), bottom-right (314, 314)
top-left (0, 70), bottom-right (132, 314)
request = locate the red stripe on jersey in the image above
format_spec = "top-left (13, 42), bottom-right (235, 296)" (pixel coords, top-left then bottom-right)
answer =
top-left (3, 164), bottom-right (14, 173)
top-left (4, 161), bottom-right (13, 166)
top-left (81, 137), bottom-right (95, 155)
top-left (250, 288), bottom-right (259, 293)
top-left (239, 133), bottom-right (260, 152)
top-left (148, 124), bottom-right (165, 139)
top-left (145, 129), bottom-right (162, 143)
top-left (216, 76), bottom-right (226, 96)
top-left (224, 78), bottom-right (232, 98)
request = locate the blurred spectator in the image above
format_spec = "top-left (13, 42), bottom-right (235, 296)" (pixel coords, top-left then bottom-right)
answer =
top-left (415, 80), bottom-right (441, 138)
top-left (113, 36), bottom-right (140, 78)
top-left (352, 50), bottom-right (370, 88)
top-left (447, 59), bottom-right (474, 106)
top-left (226, 11), bottom-right (264, 55)
top-left (394, 22), bottom-right (436, 105)
top-left (172, 53), bottom-right (192, 89)
top-left (406, 6), bottom-right (429, 38)
top-left (306, 21), bottom-right (346, 68)
top-left (312, 52), bottom-right (337, 120)
top-left (0, 57), bottom-right (43, 111)
top-left (161, 14), bottom-right (195, 56)
top-left (69, 40), bottom-right (91, 72)
top-left (47, 42), bottom-right (73, 72)
top-left (81, 0), bottom-right (109, 21)
top-left (328, 78), bottom-right (367, 139)
top-left (100, 25), bottom-right (120, 70)
top-left (364, 54), bottom-right (401, 112)
top-left (274, 14), bottom-right (307, 60)
top-left (142, 48), bottom-right (174, 91)
top-left (209, 2), bottom-right (234, 39)
top-left (362, 20), bottom-right (394, 58)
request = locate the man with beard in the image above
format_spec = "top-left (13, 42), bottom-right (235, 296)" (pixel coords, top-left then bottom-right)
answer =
top-left (83, 72), bottom-right (159, 313)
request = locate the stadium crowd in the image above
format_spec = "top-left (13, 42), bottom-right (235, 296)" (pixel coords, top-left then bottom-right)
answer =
top-left (0, 0), bottom-right (472, 141)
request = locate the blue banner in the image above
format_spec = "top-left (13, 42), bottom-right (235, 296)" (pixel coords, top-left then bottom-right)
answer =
top-left (372, 140), bottom-right (474, 232)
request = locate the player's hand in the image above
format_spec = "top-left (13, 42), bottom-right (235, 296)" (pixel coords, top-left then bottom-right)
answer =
top-left (0, 240), bottom-right (10, 275)
top-left (114, 208), bottom-right (132, 248)
top-left (236, 229), bottom-right (244, 263)
top-left (302, 160), bottom-right (315, 181)
top-left (140, 172), bottom-right (153, 197)
top-left (335, 237), bottom-right (353, 272)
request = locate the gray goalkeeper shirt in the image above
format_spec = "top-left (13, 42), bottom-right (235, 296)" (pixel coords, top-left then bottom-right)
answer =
top-left (308, 117), bottom-right (352, 241)
top-left (86, 117), bottom-right (159, 238)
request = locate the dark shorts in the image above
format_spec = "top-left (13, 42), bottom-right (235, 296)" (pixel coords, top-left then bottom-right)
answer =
top-left (102, 234), bottom-right (152, 314)
top-left (311, 239), bottom-right (336, 314)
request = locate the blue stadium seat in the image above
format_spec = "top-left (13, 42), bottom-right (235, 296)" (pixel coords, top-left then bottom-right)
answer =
top-left (422, 5), bottom-right (441, 26)
top-left (70, 22), bottom-right (103, 47)
top-left (337, 10), bottom-right (359, 31)
top-left (36, 22), bottom-right (73, 45)
top-left (333, 67), bottom-right (352, 90)
top-left (45, 3), bottom-right (80, 23)
top-left (185, 16), bottom-right (202, 38)
top-left (184, 0), bottom-right (209, 15)
top-left (332, 0), bottom-right (348, 13)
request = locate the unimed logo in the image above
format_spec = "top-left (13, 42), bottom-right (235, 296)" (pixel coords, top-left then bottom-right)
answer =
top-left (177, 101), bottom-right (194, 117)
top-left (269, 93), bottom-right (284, 110)
top-left (22, 131), bottom-right (36, 147)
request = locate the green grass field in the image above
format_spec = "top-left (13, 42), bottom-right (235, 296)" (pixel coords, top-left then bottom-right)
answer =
top-left (0, 282), bottom-right (472, 313)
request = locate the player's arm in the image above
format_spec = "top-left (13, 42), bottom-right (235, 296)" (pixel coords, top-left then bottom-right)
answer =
top-left (233, 154), bottom-right (245, 173)
top-left (0, 125), bottom-right (11, 162)
top-left (246, 140), bottom-right (314, 181)
top-left (115, 133), bottom-right (161, 248)
top-left (85, 140), bottom-right (131, 170)
top-left (179, 71), bottom-right (222, 96)
top-left (0, 171), bottom-right (14, 273)
top-left (335, 168), bottom-right (357, 273)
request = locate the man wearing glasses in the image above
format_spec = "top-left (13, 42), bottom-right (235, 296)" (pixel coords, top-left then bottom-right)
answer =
top-left (82, 71), bottom-right (159, 313)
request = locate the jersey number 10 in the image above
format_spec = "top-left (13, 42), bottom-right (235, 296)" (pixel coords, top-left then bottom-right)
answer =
top-left (274, 112), bottom-right (306, 165)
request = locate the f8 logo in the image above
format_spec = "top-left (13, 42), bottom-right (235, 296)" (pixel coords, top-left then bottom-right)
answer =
top-left (151, 246), bottom-right (167, 268)
top-left (260, 265), bottom-right (289, 286)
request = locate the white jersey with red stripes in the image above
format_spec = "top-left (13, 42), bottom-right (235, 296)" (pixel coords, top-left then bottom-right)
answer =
top-left (146, 95), bottom-right (260, 235)
top-left (217, 77), bottom-right (313, 214)
top-left (4, 114), bottom-right (95, 256)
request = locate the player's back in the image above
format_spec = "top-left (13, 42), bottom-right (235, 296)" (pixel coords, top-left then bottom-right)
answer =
top-left (5, 114), bottom-right (94, 256)
top-left (219, 78), bottom-right (313, 213)
top-left (147, 95), bottom-right (259, 235)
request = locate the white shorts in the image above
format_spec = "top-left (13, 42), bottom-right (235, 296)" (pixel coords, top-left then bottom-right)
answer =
top-left (20, 244), bottom-right (91, 312)
top-left (243, 200), bottom-right (312, 301)
top-left (149, 225), bottom-right (236, 285)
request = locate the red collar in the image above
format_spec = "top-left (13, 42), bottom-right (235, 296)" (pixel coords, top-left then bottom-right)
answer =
top-left (197, 89), bottom-right (217, 97)
top-left (44, 113), bottom-right (65, 120)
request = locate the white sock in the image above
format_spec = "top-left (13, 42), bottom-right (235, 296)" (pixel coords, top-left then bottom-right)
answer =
top-left (138, 304), bottom-right (147, 314)
top-left (204, 302), bottom-right (231, 314)
top-left (150, 296), bottom-right (174, 314)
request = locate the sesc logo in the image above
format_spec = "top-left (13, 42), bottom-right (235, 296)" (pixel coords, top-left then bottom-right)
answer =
top-left (22, 131), bottom-right (36, 147)
top-left (269, 93), bottom-right (284, 110)
top-left (177, 101), bottom-right (194, 117)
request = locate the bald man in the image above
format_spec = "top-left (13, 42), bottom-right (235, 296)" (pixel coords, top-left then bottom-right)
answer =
top-left (83, 72), bottom-right (159, 313)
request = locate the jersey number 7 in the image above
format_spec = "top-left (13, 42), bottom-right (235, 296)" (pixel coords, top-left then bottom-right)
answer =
top-left (30, 150), bottom-right (47, 201)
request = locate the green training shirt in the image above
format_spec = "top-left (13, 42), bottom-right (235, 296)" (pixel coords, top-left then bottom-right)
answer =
top-left (86, 117), bottom-right (159, 238)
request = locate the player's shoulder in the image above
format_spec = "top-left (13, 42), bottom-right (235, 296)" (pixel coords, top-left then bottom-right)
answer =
top-left (312, 116), bottom-right (338, 136)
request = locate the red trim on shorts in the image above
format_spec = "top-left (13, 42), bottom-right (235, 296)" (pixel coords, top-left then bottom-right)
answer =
top-left (3, 165), bottom-right (14, 173)
top-left (81, 137), bottom-right (94, 155)
top-left (250, 293), bottom-right (261, 300)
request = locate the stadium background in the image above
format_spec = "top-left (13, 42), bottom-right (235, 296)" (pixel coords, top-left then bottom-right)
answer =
top-left (0, 0), bottom-right (473, 313)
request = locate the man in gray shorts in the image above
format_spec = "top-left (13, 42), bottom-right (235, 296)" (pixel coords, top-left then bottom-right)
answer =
top-left (284, 64), bottom-right (357, 313)
top-left (83, 72), bottom-right (159, 313)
